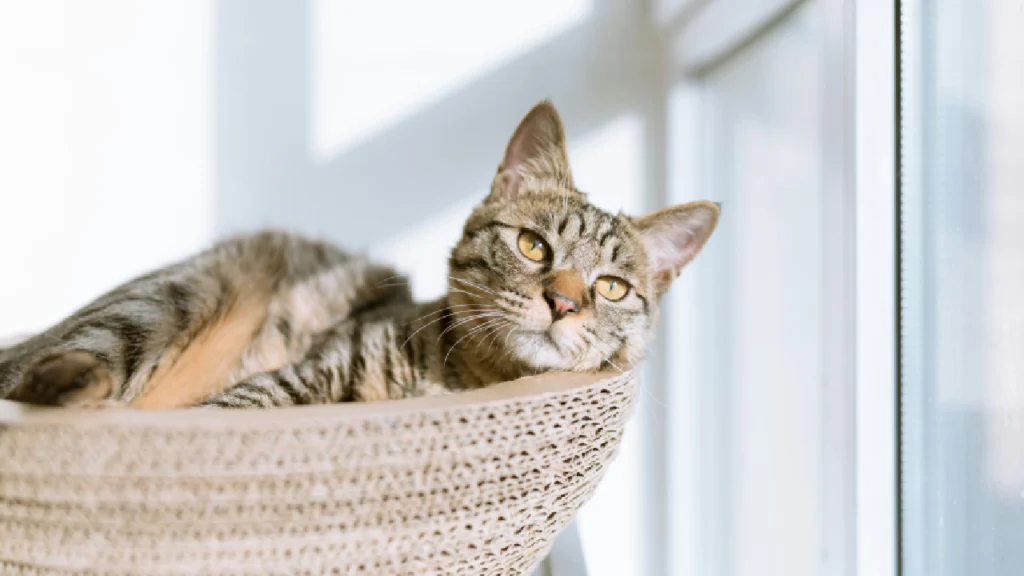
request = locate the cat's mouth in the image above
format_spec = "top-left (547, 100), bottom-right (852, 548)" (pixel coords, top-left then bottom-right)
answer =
top-left (502, 321), bottom-right (590, 371)
top-left (544, 325), bottom-right (578, 351)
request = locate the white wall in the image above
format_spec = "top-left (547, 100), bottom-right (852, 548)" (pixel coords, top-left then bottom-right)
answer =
top-left (0, 1), bottom-right (214, 335)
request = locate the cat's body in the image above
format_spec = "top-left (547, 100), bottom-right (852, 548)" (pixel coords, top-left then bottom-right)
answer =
top-left (0, 102), bottom-right (719, 409)
top-left (0, 232), bottom-right (453, 408)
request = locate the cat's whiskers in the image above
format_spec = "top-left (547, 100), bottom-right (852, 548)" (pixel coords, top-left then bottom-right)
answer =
top-left (461, 317), bottom-right (507, 343)
top-left (587, 333), bottom-right (630, 376)
top-left (584, 332), bottom-right (661, 426)
top-left (493, 327), bottom-right (527, 367)
top-left (386, 277), bottom-right (485, 301)
top-left (401, 308), bottom-right (498, 349)
top-left (446, 286), bottom-right (490, 301)
top-left (477, 320), bottom-right (513, 354)
top-left (448, 277), bottom-right (498, 297)
top-left (442, 318), bottom-right (507, 369)
top-left (435, 312), bottom-right (504, 344)
top-left (588, 332), bottom-right (666, 414)
top-left (374, 274), bottom-right (410, 287)
top-left (403, 303), bottom-right (498, 327)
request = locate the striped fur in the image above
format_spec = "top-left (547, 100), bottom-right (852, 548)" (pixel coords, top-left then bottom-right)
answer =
top-left (0, 102), bottom-right (719, 409)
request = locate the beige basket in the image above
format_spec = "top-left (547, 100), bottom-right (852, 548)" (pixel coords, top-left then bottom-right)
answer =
top-left (0, 370), bottom-right (636, 575)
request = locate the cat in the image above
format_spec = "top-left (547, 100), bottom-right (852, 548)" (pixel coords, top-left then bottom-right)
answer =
top-left (0, 102), bottom-right (719, 410)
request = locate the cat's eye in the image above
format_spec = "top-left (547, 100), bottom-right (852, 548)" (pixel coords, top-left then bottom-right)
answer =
top-left (595, 276), bottom-right (630, 301)
top-left (517, 230), bottom-right (549, 262)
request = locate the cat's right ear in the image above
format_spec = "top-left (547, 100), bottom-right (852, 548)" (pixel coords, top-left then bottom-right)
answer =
top-left (489, 101), bottom-right (574, 203)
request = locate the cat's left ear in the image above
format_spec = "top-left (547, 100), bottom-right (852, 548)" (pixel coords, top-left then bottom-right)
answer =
top-left (634, 201), bottom-right (721, 294)
top-left (490, 101), bottom-right (574, 202)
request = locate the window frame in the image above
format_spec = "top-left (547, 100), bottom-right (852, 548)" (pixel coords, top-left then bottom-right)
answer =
top-left (658, 1), bottom-right (899, 575)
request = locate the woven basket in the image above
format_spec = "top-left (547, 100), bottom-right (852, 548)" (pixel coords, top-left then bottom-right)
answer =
top-left (0, 369), bottom-right (636, 575)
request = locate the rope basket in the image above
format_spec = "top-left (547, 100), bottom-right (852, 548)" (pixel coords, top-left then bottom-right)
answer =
top-left (0, 369), bottom-right (636, 575)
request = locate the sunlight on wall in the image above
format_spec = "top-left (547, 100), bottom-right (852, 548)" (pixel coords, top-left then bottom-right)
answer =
top-left (0, 1), bottom-right (213, 335)
top-left (310, 0), bottom-right (591, 161)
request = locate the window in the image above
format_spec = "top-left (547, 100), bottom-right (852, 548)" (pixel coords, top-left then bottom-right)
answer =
top-left (666, 1), bottom-right (862, 574)
top-left (901, 1), bottom-right (1024, 574)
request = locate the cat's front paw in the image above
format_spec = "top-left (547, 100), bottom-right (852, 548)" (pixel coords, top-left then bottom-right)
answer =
top-left (19, 350), bottom-right (118, 407)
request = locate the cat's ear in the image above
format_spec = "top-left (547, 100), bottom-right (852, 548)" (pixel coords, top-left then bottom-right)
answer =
top-left (490, 101), bottom-right (574, 202)
top-left (634, 201), bottom-right (721, 294)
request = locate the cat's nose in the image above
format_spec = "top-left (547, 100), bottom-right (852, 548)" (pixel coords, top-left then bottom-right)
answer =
top-left (544, 289), bottom-right (579, 321)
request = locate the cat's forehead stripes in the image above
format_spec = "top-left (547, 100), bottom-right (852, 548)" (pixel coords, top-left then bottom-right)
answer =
top-left (466, 194), bottom-right (646, 282)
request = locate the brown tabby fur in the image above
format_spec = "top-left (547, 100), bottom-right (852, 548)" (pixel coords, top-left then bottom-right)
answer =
top-left (0, 102), bottom-right (719, 409)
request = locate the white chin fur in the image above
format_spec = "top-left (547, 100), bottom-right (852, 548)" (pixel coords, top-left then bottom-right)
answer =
top-left (508, 331), bottom-right (600, 371)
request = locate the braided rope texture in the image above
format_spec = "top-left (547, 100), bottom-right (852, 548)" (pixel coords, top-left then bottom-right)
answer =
top-left (0, 372), bottom-right (635, 575)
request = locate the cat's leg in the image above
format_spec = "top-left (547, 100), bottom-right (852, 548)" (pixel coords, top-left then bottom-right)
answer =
top-left (195, 359), bottom-right (330, 408)
top-left (0, 236), bottom-right (261, 407)
top-left (196, 316), bottom-right (367, 408)
top-left (196, 308), bottom-right (454, 409)
top-left (0, 231), bottom-right (411, 409)
top-left (197, 302), bottom-right (412, 409)
top-left (0, 273), bottom-right (224, 407)
top-left (196, 275), bottom-right (416, 409)
top-left (5, 349), bottom-right (118, 408)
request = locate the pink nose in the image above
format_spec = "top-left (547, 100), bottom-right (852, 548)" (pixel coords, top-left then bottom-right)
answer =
top-left (544, 290), bottom-right (579, 321)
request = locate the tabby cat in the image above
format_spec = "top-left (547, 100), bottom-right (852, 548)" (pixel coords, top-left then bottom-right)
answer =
top-left (0, 102), bottom-right (719, 409)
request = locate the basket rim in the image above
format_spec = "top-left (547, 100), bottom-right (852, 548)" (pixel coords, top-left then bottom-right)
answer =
top-left (0, 370), bottom-right (625, 429)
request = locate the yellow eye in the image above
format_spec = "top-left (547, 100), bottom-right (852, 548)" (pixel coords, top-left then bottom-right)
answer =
top-left (517, 230), bottom-right (549, 262)
top-left (595, 276), bottom-right (630, 301)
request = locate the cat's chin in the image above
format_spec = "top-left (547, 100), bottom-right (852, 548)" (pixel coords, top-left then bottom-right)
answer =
top-left (504, 329), bottom-right (596, 372)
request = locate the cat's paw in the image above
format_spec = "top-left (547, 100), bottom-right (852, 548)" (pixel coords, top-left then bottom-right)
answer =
top-left (20, 350), bottom-right (117, 407)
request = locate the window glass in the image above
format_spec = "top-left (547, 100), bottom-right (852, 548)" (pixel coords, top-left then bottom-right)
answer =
top-left (901, 1), bottom-right (1024, 574)
top-left (668, 3), bottom-right (827, 575)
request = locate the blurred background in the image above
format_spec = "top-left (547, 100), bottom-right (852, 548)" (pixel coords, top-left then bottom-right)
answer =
top-left (0, 1), bottom-right (1021, 575)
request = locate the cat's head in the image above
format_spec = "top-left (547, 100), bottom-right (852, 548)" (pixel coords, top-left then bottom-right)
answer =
top-left (448, 101), bottom-right (719, 375)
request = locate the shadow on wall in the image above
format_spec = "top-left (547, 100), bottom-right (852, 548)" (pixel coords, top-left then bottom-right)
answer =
top-left (214, 0), bottom-right (666, 251)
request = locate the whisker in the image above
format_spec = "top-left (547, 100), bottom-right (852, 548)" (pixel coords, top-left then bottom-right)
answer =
top-left (435, 312), bottom-right (503, 343)
top-left (447, 287), bottom-right (487, 300)
top-left (476, 320), bottom-right (513, 354)
top-left (586, 334), bottom-right (662, 425)
top-left (401, 309), bottom-right (496, 338)
top-left (403, 304), bottom-right (498, 327)
top-left (375, 274), bottom-right (409, 287)
top-left (494, 329), bottom-right (523, 365)
top-left (463, 318), bottom-right (506, 341)
top-left (588, 333), bottom-right (666, 411)
top-left (504, 325), bottom-right (519, 347)
top-left (401, 309), bottom-right (495, 349)
top-left (468, 320), bottom-right (503, 355)
top-left (603, 357), bottom-right (627, 375)
top-left (443, 318), bottom-right (506, 368)
top-left (590, 336), bottom-right (631, 376)
top-left (449, 276), bottom-right (498, 296)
